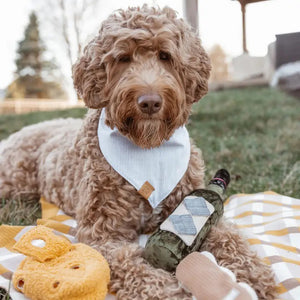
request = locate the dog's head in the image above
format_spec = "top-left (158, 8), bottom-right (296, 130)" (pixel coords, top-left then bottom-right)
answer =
top-left (73, 6), bottom-right (211, 149)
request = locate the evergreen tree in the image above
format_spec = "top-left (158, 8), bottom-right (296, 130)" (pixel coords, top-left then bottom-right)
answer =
top-left (6, 12), bottom-right (66, 99)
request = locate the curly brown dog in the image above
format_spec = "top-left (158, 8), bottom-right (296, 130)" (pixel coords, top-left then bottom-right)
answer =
top-left (0, 6), bottom-right (276, 299)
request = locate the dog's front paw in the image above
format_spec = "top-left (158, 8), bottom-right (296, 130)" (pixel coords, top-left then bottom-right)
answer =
top-left (99, 241), bottom-right (191, 300)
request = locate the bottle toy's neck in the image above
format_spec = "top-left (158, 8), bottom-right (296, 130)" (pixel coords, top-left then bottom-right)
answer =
top-left (207, 169), bottom-right (230, 199)
top-left (207, 183), bottom-right (225, 199)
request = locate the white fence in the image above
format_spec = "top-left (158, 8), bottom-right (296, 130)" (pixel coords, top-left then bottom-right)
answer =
top-left (0, 99), bottom-right (85, 114)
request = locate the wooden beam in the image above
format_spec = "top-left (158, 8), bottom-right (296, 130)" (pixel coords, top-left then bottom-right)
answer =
top-left (183, 0), bottom-right (199, 32)
top-left (241, 3), bottom-right (248, 53)
top-left (235, 0), bottom-right (269, 53)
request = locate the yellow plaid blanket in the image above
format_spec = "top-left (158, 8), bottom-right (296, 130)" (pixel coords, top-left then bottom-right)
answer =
top-left (0, 192), bottom-right (299, 299)
top-left (224, 191), bottom-right (300, 299)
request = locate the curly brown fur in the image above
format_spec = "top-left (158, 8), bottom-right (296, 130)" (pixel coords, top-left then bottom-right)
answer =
top-left (0, 5), bottom-right (276, 299)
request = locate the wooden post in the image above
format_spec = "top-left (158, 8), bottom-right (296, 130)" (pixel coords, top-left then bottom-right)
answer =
top-left (183, 0), bottom-right (199, 33)
top-left (241, 2), bottom-right (248, 53)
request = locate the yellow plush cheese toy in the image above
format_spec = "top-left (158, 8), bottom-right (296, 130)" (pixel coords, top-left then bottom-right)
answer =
top-left (12, 225), bottom-right (110, 300)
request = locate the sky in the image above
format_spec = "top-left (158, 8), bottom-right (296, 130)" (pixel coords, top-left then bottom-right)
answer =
top-left (0, 0), bottom-right (300, 97)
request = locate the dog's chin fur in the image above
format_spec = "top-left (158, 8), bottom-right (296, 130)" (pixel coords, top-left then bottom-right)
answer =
top-left (107, 103), bottom-right (186, 149)
top-left (119, 118), bottom-right (173, 149)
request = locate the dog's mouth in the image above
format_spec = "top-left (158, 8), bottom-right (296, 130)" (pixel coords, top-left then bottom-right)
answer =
top-left (125, 117), bottom-right (134, 128)
top-left (119, 115), bottom-right (175, 149)
top-left (124, 116), bottom-right (172, 130)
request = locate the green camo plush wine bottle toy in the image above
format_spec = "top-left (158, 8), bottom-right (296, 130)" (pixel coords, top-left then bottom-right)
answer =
top-left (143, 169), bottom-right (230, 272)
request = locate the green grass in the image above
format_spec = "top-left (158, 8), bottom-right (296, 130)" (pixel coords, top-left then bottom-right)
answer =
top-left (0, 198), bottom-right (41, 226)
top-left (0, 87), bottom-right (299, 228)
top-left (189, 87), bottom-right (300, 198)
top-left (0, 107), bottom-right (87, 141)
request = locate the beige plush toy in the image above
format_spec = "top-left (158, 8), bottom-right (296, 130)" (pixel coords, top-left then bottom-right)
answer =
top-left (12, 225), bottom-right (110, 300)
top-left (176, 251), bottom-right (258, 300)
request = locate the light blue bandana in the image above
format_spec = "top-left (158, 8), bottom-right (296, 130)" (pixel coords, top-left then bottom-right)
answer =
top-left (97, 108), bottom-right (191, 208)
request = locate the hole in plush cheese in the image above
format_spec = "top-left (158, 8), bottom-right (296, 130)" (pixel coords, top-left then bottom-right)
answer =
top-left (70, 265), bottom-right (80, 269)
top-left (17, 279), bottom-right (24, 290)
top-left (31, 239), bottom-right (46, 248)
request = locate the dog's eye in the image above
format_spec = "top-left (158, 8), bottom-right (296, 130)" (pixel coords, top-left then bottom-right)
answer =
top-left (159, 51), bottom-right (171, 61)
top-left (118, 55), bottom-right (131, 63)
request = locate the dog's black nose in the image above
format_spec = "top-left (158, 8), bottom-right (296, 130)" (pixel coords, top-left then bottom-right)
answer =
top-left (138, 94), bottom-right (162, 115)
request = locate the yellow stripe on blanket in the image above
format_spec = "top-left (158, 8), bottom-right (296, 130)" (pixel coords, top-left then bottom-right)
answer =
top-left (236, 216), bottom-right (300, 228)
top-left (225, 199), bottom-right (300, 211)
top-left (0, 225), bottom-right (25, 250)
top-left (0, 265), bottom-right (9, 276)
top-left (40, 197), bottom-right (60, 219)
top-left (263, 256), bottom-right (300, 267)
top-left (233, 210), bottom-right (281, 219)
top-left (247, 239), bottom-right (300, 254)
top-left (276, 278), bottom-right (300, 295)
top-left (263, 227), bottom-right (300, 236)
top-left (282, 258), bottom-right (300, 267)
top-left (37, 219), bottom-right (72, 234)
top-left (276, 282), bottom-right (288, 294)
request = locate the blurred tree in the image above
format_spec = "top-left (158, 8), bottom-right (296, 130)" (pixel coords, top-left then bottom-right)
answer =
top-left (208, 44), bottom-right (229, 82)
top-left (35, 0), bottom-right (101, 100)
top-left (37, 0), bottom-right (100, 70)
top-left (6, 12), bottom-right (66, 99)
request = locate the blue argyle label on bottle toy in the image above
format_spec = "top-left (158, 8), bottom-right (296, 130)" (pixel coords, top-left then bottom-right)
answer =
top-left (160, 195), bottom-right (215, 246)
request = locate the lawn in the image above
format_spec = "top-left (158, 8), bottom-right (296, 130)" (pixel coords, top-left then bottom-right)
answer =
top-left (190, 87), bottom-right (300, 198)
top-left (0, 87), bottom-right (299, 227)
top-left (0, 107), bottom-right (86, 141)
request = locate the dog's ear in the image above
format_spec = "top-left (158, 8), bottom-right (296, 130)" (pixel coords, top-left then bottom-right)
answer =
top-left (180, 30), bottom-right (211, 104)
top-left (72, 41), bottom-right (108, 109)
